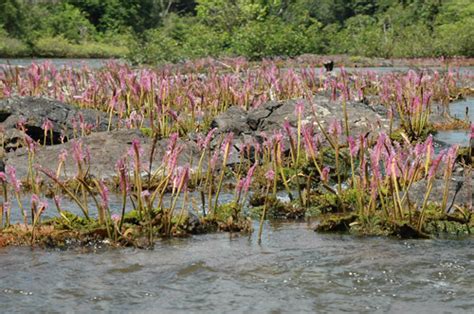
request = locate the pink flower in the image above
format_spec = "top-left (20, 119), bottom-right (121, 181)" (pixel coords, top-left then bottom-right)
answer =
top-left (347, 136), bottom-right (359, 157)
top-left (71, 140), bottom-right (85, 164)
top-left (265, 169), bottom-right (275, 181)
top-left (172, 166), bottom-right (189, 190)
top-left (128, 139), bottom-right (143, 160)
top-left (242, 163), bottom-right (257, 193)
top-left (6, 165), bottom-right (21, 193)
top-left (470, 123), bottom-right (474, 139)
top-left (24, 135), bottom-right (37, 153)
top-left (198, 128), bottom-right (217, 150)
top-left (321, 166), bottom-right (330, 183)
top-left (295, 100), bottom-right (305, 117)
top-left (428, 150), bottom-right (446, 179)
top-left (302, 124), bottom-right (318, 158)
top-left (0, 172), bottom-right (6, 183)
top-left (58, 149), bottom-right (68, 163)
top-left (42, 118), bottom-right (53, 132)
top-left (16, 117), bottom-right (27, 131)
top-left (115, 158), bottom-right (130, 193)
top-left (221, 133), bottom-right (234, 157)
top-left (98, 180), bottom-right (109, 209)
top-left (444, 145), bottom-right (458, 170)
top-left (111, 214), bottom-right (121, 222)
top-left (31, 194), bottom-right (48, 213)
top-left (328, 119), bottom-right (342, 138)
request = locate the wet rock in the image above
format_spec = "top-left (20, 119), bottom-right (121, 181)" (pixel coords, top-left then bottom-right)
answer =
top-left (315, 214), bottom-right (358, 232)
top-left (5, 129), bottom-right (203, 181)
top-left (0, 97), bottom-right (118, 151)
top-left (391, 223), bottom-right (430, 239)
top-left (409, 175), bottom-right (474, 211)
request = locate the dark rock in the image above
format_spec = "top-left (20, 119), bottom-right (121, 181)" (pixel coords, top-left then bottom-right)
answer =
top-left (210, 106), bottom-right (250, 135)
top-left (323, 60), bottom-right (334, 72)
top-left (0, 97), bottom-right (118, 151)
top-left (391, 223), bottom-right (431, 239)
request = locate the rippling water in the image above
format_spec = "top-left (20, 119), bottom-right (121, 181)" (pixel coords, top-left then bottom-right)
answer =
top-left (1, 222), bottom-right (472, 313)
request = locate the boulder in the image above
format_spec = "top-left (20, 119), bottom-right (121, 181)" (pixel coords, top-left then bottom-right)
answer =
top-left (212, 95), bottom-right (390, 138)
top-left (0, 97), bottom-right (118, 151)
top-left (5, 129), bottom-right (203, 181)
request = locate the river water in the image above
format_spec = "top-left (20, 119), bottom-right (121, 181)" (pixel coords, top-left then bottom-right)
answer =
top-left (1, 222), bottom-right (473, 313)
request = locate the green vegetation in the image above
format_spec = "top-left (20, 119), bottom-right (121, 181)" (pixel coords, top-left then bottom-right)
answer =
top-left (0, 0), bottom-right (473, 61)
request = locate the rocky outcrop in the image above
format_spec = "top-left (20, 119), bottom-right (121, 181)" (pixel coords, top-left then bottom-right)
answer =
top-left (212, 96), bottom-right (390, 138)
top-left (0, 97), bottom-right (118, 151)
top-left (409, 171), bottom-right (473, 211)
top-left (5, 129), bottom-right (202, 181)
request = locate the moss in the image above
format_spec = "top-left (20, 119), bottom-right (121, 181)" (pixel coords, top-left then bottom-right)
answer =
top-left (250, 193), bottom-right (306, 219)
top-left (390, 126), bottom-right (435, 142)
top-left (315, 213), bottom-right (358, 232)
top-left (308, 189), bottom-right (360, 215)
top-left (43, 210), bottom-right (97, 230)
top-left (140, 127), bottom-right (154, 137)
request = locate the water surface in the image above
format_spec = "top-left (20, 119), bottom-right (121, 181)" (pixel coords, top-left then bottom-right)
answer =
top-left (0, 58), bottom-right (119, 69)
top-left (450, 98), bottom-right (474, 123)
top-left (0, 222), bottom-right (472, 313)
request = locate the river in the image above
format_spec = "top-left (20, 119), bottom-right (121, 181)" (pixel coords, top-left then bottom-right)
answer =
top-left (1, 222), bottom-right (473, 313)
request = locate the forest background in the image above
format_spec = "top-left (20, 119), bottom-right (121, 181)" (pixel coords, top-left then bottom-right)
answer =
top-left (0, 0), bottom-right (472, 63)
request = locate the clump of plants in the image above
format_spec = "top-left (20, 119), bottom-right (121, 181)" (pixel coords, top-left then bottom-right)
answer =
top-left (0, 59), bottom-right (473, 248)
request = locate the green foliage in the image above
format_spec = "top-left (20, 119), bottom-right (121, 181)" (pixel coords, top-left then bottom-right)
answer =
top-left (0, 28), bottom-right (30, 57)
top-left (0, 0), bottom-right (473, 60)
top-left (231, 18), bottom-right (310, 60)
top-left (45, 3), bottom-right (96, 42)
top-left (33, 35), bottom-right (128, 58)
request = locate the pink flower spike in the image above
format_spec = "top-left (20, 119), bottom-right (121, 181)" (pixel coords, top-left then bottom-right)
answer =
top-left (42, 118), bottom-right (53, 132)
top-left (428, 150), bottom-right (446, 179)
top-left (295, 100), bottom-right (305, 117)
top-left (321, 166), bottom-right (330, 183)
top-left (347, 136), bottom-right (359, 157)
top-left (98, 180), bottom-right (110, 209)
top-left (58, 149), bottom-right (68, 163)
top-left (6, 165), bottom-right (21, 193)
top-left (0, 172), bottom-right (6, 183)
top-left (328, 119), bottom-right (342, 138)
top-left (265, 169), bottom-right (275, 181)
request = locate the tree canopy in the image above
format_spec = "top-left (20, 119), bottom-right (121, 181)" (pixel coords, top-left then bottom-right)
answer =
top-left (0, 0), bottom-right (472, 61)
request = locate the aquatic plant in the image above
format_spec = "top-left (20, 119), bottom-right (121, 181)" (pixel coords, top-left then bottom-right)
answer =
top-left (0, 59), bottom-right (472, 247)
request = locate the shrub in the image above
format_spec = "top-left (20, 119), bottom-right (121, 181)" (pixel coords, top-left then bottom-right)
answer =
top-left (33, 35), bottom-right (128, 58)
top-left (0, 34), bottom-right (31, 57)
top-left (231, 18), bottom-right (309, 60)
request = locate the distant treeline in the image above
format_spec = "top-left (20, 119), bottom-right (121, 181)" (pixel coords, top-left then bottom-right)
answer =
top-left (0, 0), bottom-right (473, 62)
